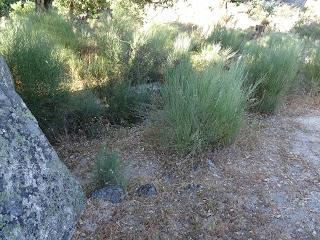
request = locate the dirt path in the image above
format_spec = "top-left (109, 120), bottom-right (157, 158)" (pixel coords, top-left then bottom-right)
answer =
top-left (56, 96), bottom-right (320, 239)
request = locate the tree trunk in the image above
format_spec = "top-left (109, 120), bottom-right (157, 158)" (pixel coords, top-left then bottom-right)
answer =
top-left (35, 0), bottom-right (53, 11)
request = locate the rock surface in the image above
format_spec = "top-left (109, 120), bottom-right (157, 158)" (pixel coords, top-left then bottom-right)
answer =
top-left (0, 57), bottom-right (86, 240)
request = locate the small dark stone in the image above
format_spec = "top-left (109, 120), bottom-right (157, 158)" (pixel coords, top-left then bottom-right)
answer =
top-left (91, 186), bottom-right (125, 203)
top-left (184, 183), bottom-right (202, 193)
top-left (136, 184), bottom-right (157, 197)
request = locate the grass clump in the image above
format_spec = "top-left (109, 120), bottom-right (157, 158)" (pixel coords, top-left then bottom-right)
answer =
top-left (94, 147), bottom-right (124, 187)
top-left (207, 25), bottom-right (251, 52)
top-left (129, 24), bottom-right (180, 83)
top-left (243, 33), bottom-right (302, 113)
top-left (294, 21), bottom-right (320, 40)
top-left (0, 19), bottom-right (68, 136)
top-left (157, 56), bottom-right (249, 153)
top-left (303, 44), bottom-right (320, 93)
top-left (98, 80), bottom-right (151, 125)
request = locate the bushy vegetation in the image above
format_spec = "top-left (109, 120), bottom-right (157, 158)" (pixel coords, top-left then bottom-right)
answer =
top-left (0, 0), bottom-right (18, 16)
top-left (129, 24), bottom-right (180, 83)
top-left (207, 25), bottom-right (252, 52)
top-left (294, 21), bottom-right (320, 40)
top-left (0, 0), bottom-right (317, 156)
top-left (303, 44), bottom-right (320, 93)
top-left (94, 147), bottom-right (124, 187)
top-left (243, 34), bottom-right (302, 113)
top-left (157, 56), bottom-right (249, 153)
top-left (0, 2), bottom-right (148, 140)
top-left (0, 17), bottom-right (69, 136)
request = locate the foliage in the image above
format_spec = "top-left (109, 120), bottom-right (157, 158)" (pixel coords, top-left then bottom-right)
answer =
top-left (94, 147), bottom-right (124, 187)
top-left (243, 33), bottom-right (302, 113)
top-left (0, 18), bottom-right (68, 136)
top-left (0, 12), bottom-right (106, 139)
top-left (247, 0), bottom-right (276, 19)
top-left (57, 0), bottom-right (173, 17)
top-left (97, 80), bottom-right (151, 125)
top-left (64, 90), bottom-right (105, 137)
top-left (157, 56), bottom-right (249, 153)
top-left (0, 0), bottom-right (18, 16)
top-left (129, 24), bottom-right (180, 83)
top-left (57, 0), bottom-right (110, 17)
top-left (294, 21), bottom-right (320, 40)
top-left (303, 43), bottom-right (320, 93)
top-left (207, 25), bottom-right (251, 52)
top-left (191, 43), bottom-right (235, 70)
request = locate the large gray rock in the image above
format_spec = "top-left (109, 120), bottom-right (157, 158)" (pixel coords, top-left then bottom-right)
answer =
top-left (0, 57), bottom-right (86, 239)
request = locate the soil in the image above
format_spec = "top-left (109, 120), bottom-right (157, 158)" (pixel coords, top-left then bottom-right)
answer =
top-left (55, 94), bottom-right (320, 240)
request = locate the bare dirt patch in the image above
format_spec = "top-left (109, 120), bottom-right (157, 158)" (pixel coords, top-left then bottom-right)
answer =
top-left (56, 95), bottom-right (320, 240)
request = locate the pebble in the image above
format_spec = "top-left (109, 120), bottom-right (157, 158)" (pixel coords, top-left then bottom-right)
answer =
top-left (136, 183), bottom-right (157, 197)
top-left (91, 186), bottom-right (125, 203)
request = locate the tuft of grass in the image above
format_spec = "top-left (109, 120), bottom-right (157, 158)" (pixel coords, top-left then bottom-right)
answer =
top-left (243, 33), bottom-right (302, 113)
top-left (156, 56), bottom-right (249, 153)
top-left (207, 25), bottom-right (251, 52)
top-left (294, 21), bottom-right (320, 40)
top-left (191, 43), bottom-right (235, 70)
top-left (303, 43), bottom-right (320, 93)
top-left (129, 24), bottom-right (180, 83)
top-left (0, 18), bottom-right (69, 136)
top-left (97, 80), bottom-right (151, 125)
top-left (94, 147), bottom-right (125, 187)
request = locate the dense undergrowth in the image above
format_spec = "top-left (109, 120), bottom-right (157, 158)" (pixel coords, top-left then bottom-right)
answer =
top-left (0, 1), bottom-right (319, 157)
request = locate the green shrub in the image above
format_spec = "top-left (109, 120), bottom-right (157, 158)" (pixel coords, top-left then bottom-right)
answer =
top-left (0, 19), bottom-right (68, 136)
top-left (157, 56), bottom-right (249, 153)
top-left (243, 33), bottom-right (302, 113)
top-left (94, 147), bottom-right (124, 187)
top-left (207, 25), bottom-right (251, 52)
top-left (129, 24), bottom-right (180, 83)
top-left (97, 80), bottom-right (151, 125)
top-left (191, 43), bottom-right (235, 70)
top-left (64, 90), bottom-right (106, 137)
top-left (0, 12), bottom-right (107, 139)
top-left (304, 44), bottom-right (320, 93)
top-left (294, 21), bottom-right (320, 40)
top-left (0, 0), bottom-right (19, 17)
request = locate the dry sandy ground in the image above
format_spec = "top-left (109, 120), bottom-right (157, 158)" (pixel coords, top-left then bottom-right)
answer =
top-left (56, 95), bottom-right (320, 240)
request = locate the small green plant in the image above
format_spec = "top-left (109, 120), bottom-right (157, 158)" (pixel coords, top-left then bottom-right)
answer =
top-left (207, 25), bottom-right (251, 52)
top-left (243, 33), bottom-right (302, 113)
top-left (156, 55), bottom-right (249, 153)
top-left (94, 147), bottom-right (124, 187)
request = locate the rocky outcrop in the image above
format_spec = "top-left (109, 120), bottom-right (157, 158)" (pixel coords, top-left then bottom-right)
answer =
top-left (0, 57), bottom-right (86, 239)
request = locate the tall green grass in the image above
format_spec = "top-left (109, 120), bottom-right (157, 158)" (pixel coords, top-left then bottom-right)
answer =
top-left (0, 7), bottom-right (149, 139)
top-left (129, 24), bottom-right (180, 83)
top-left (0, 19), bottom-right (69, 136)
top-left (207, 25), bottom-right (251, 52)
top-left (243, 34), bottom-right (302, 113)
top-left (157, 56), bottom-right (249, 153)
top-left (304, 44), bottom-right (320, 93)
top-left (294, 21), bottom-right (320, 40)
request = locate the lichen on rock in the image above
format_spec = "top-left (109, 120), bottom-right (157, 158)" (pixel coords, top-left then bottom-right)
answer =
top-left (0, 56), bottom-right (86, 240)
